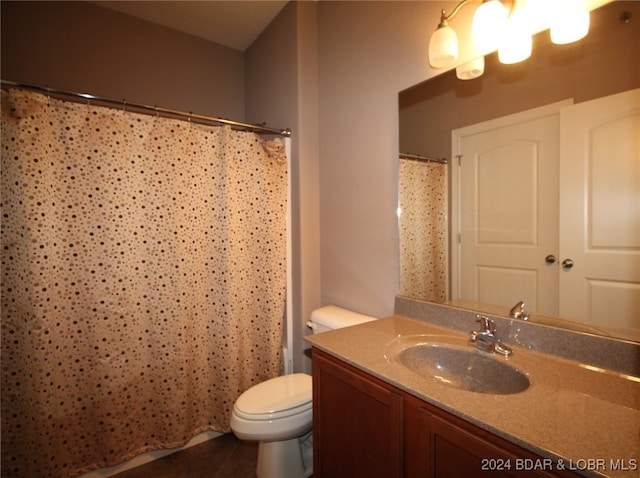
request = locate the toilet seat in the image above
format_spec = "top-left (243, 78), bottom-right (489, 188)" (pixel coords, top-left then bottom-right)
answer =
top-left (234, 373), bottom-right (312, 421)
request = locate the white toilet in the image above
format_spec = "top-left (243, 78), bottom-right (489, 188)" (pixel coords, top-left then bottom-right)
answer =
top-left (230, 305), bottom-right (376, 478)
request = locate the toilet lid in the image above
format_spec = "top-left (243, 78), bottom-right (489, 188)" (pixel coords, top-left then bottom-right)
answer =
top-left (234, 373), bottom-right (312, 420)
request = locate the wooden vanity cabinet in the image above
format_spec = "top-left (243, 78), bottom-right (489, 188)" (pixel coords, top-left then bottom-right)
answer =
top-left (312, 348), bottom-right (579, 478)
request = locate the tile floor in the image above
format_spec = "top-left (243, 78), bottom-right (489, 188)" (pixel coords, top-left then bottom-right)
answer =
top-left (113, 434), bottom-right (259, 478)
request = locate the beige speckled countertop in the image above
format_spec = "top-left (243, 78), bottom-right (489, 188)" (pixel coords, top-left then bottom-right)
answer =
top-left (305, 315), bottom-right (640, 478)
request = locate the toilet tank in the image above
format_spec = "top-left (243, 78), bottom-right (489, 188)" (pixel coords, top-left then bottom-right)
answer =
top-left (308, 305), bottom-right (376, 334)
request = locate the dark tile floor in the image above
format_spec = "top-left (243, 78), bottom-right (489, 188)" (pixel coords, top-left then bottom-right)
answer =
top-left (113, 434), bottom-right (258, 478)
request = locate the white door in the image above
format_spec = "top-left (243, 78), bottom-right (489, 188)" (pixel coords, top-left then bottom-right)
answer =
top-left (452, 102), bottom-right (568, 315)
top-left (559, 88), bottom-right (640, 331)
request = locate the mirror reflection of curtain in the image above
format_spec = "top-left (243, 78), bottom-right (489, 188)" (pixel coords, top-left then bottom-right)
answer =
top-left (398, 158), bottom-right (447, 302)
top-left (1, 88), bottom-right (288, 477)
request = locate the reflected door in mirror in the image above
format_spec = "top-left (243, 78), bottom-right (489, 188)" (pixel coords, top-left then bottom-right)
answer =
top-left (452, 91), bottom-right (640, 333)
top-left (559, 88), bottom-right (640, 334)
top-left (453, 102), bottom-right (562, 316)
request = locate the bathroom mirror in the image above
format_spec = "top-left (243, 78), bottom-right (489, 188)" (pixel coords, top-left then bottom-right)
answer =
top-left (398, 1), bottom-right (640, 342)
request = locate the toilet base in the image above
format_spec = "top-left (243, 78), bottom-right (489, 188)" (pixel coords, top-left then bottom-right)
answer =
top-left (257, 431), bottom-right (313, 478)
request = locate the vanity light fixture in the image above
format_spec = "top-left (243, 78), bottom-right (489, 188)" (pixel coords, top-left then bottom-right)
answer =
top-left (428, 0), bottom-right (591, 78)
top-left (428, 0), bottom-right (510, 70)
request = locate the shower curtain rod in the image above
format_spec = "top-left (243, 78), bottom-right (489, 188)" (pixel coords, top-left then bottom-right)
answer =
top-left (1, 80), bottom-right (292, 137)
top-left (400, 152), bottom-right (448, 164)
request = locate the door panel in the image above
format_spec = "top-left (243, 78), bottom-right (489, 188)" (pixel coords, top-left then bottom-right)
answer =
top-left (477, 267), bottom-right (540, 310)
top-left (559, 88), bottom-right (640, 331)
top-left (454, 104), bottom-right (562, 315)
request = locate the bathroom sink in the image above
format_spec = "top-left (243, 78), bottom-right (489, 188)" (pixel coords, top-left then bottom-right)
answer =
top-left (385, 335), bottom-right (530, 395)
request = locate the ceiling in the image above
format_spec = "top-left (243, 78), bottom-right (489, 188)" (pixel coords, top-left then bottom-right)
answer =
top-left (92, 1), bottom-right (289, 51)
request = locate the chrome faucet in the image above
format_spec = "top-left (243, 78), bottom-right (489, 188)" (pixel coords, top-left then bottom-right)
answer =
top-left (469, 315), bottom-right (513, 357)
top-left (509, 301), bottom-right (530, 321)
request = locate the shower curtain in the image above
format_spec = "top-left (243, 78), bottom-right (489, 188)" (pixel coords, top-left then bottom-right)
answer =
top-left (1, 88), bottom-right (288, 478)
top-left (398, 158), bottom-right (447, 302)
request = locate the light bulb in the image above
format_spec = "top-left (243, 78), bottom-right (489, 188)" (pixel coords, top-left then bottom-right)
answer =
top-left (472, 0), bottom-right (508, 54)
top-left (550, 0), bottom-right (590, 44)
top-left (499, 13), bottom-right (532, 64)
top-left (456, 57), bottom-right (485, 80)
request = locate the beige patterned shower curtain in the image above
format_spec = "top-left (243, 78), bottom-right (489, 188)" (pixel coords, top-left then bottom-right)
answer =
top-left (1, 89), bottom-right (288, 477)
top-left (398, 158), bottom-right (447, 302)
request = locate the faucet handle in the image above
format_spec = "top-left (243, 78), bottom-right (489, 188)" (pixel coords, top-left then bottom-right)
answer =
top-left (476, 315), bottom-right (495, 334)
top-left (509, 300), bottom-right (530, 320)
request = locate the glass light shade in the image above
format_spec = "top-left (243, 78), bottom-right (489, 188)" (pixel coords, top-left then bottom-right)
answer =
top-left (472, 0), bottom-right (508, 53)
top-left (498, 18), bottom-right (532, 64)
top-left (551, 8), bottom-right (590, 44)
top-left (456, 57), bottom-right (485, 80)
top-left (428, 24), bottom-right (458, 69)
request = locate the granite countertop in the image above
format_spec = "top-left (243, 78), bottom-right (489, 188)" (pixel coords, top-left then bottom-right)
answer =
top-left (305, 315), bottom-right (640, 478)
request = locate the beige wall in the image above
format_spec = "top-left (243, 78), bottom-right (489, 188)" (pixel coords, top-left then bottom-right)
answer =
top-left (316, 1), bottom-right (444, 318)
top-left (1, 1), bottom-right (245, 120)
top-left (293, 3), bottom-right (322, 370)
top-left (245, 2), bottom-right (322, 373)
top-left (248, 1), bottom-right (451, 371)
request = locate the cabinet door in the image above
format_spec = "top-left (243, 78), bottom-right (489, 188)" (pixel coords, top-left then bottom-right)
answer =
top-left (312, 349), bottom-right (403, 478)
top-left (429, 413), bottom-right (555, 478)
